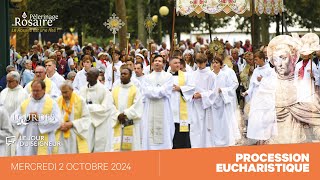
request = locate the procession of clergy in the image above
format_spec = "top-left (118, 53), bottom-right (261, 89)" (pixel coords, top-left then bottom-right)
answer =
top-left (0, 33), bottom-right (319, 156)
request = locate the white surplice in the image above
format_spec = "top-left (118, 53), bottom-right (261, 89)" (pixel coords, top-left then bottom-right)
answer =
top-left (79, 82), bottom-right (117, 152)
top-left (246, 63), bottom-right (278, 140)
top-left (190, 68), bottom-right (215, 148)
top-left (141, 71), bottom-right (175, 150)
top-left (47, 71), bottom-right (65, 89)
top-left (221, 65), bottom-right (241, 141)
top-left (111, 82), bottom-right (143, 151)
top-left (207, 70), bottom-right (236, 147)
top-left (56, 96), bottom-right (91, 154)
top-left (73, 68), bottom-right (88, 94)
top-left (10, 95), bottom-right (61, 156)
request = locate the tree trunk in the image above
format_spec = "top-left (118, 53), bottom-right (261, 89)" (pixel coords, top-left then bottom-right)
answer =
top-left (275, 14), bottom-right (280, 36)
top-left (251, 14), bottom-right (260, 51)
top-left (15, 0), bottom-right (29, 53)
top-left (261, 14), bottom-right (269, 46)
top-left (137, 0), bottom-right (146, 47)
top-left (115, 0), bottom-right (127, 51)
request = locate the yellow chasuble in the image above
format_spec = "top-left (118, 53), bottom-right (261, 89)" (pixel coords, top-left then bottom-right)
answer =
top-left (20, 96), bottom-right (53, 155)
top-left (178, 70), bottom-right (189, 132)
top-left (55, 93), bottom-right (89, 153)
top-left (28, 77), bottom-right (52, 94)
top-left (112, 85), bottom-right (137, 151)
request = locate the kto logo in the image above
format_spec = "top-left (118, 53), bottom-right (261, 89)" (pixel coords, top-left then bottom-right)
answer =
top-left (12, 12), bottom-right (59, 27)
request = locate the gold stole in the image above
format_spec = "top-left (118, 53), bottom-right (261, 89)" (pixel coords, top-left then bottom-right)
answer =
top-left (55, 93), bottom-right (89, 153)
top-left (112, 85), bottom-right (137, 151)
top-left (28, 78), bottom-right (52, 94)
top-left (178, 70), bottom-right (189, 132)
top-left (20, 96), bottom-right (53, 155)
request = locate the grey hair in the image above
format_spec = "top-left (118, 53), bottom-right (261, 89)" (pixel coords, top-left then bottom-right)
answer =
top-left (60, 80), bottom-right (73, 90)
top-left (7, 71), bottom-right (20, 82)
top-left (35, 65), bottom-right (46, 73)
top-left (67, 71), bottom-right (77, 80)
top-left (6, 65), bottom-right (15, 72)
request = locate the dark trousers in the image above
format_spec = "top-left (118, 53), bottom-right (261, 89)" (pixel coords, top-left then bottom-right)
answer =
top-left (173, 123), bottom-right (191, 149)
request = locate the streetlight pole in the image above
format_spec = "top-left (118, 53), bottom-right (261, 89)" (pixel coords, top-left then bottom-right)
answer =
top-left (0, 0), bottom-right (10, 78)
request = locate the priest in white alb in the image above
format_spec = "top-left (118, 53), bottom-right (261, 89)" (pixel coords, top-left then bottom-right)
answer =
top-left (11, 80), bottom-right (61, 156)
top-left (55, 80), bottom-right (91, 154)
top-left (169, 57), bottom-right (195, 149)
top-left (141, 55), bottom-right (175, 150)
top-left (79, 68), bottom-right (117, 152)
top-left (111, 66), bottom-right (143, 151)
top-left (0, 71), bottom-right (29, 156)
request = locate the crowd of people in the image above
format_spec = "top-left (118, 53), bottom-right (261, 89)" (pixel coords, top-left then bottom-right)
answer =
top-left (0, 33), bottom-right (319, 156)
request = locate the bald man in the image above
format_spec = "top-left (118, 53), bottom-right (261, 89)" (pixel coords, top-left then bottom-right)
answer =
top-left (79, 68), bottom-right (117, 152)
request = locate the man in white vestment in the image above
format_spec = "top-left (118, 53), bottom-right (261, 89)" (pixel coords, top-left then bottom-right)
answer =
top-left (141, 55), bottom-right (175, 150)
top-left (0, 106), bottom-right (13, 156)
top-left (55, 80), bottom-right (91, 154)
top-left (79, 68), bottom-right (117, 152)
top-left (169, 57), bottom-right (195, 148)
top-left (111, 67), bottom-right (143, 151)
top-left (0, 71), bottom-right (29, 156)
top-left (45, 59), bottom-right (65, 89)
top-left (24, 66), bottom-right (61, 100)
top-left (112, 65), bottom-right (141, 90)
top-left (242, 51), bottom-right (277, 145)
top-left (11, 80), bottom-right (61, 156)
top-left (190, 53), bottom-right (215, 148)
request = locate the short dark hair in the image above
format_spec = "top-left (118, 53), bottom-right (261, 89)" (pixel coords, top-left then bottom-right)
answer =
top-left (254, 50), bottom-right (265, 60)
top-left (66, 49), bottom-right (74, 56)
top-left (120, 64), bottom-right (132, 76)
top-left (31, 80), bottom-right (46, 90)
top-left (153, 55), bottom-right (166, 63)
top-left (195, 53), bottom-right (207, 64)
top-left (213, 56), bottom-right (223, 66)
top-left (135, 62), bottom-right (144, 69)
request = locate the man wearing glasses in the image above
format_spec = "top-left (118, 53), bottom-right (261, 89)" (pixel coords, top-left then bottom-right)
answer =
top-left (24, 66), bottom-right (61, 100)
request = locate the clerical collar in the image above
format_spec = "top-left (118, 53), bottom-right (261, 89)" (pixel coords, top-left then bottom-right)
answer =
top-left (121, 81), bottom-right (132, 88)
top-left (87, 82), bottom-right (97, 88)
top-left (170, 71), bottom-right (179, 76)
